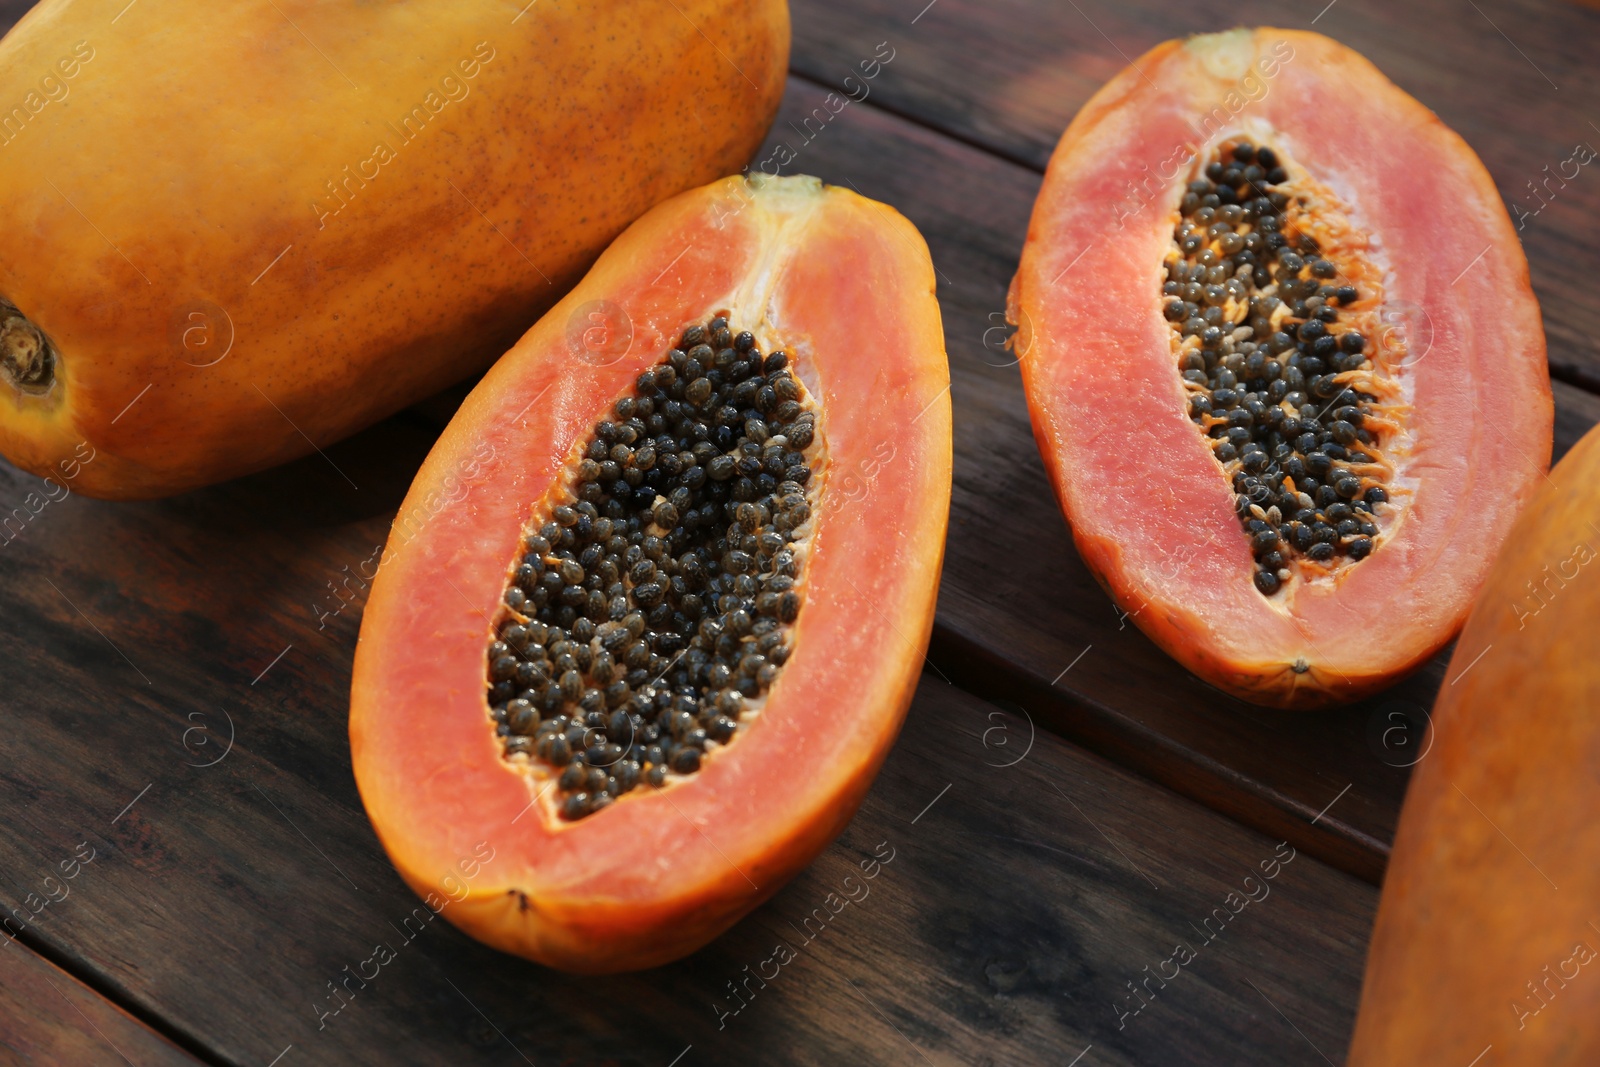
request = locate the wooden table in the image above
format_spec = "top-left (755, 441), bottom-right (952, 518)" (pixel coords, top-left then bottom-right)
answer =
top-left (2, 0), bottom-right (1594, 1063)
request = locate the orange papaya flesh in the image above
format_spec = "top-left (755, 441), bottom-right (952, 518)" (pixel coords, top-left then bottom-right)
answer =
top-left (1010, 28), bottom-right (1551, 707)
top-left (350, 175), bottom-right (950, 973)
top-left (0, 0), bottom-right (787, 498)
top-left (1348, 421), bottom-right (1600, 1065)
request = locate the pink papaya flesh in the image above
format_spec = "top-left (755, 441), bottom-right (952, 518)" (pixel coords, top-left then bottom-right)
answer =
top-left (1010, 28), bottom-right (1551, 706)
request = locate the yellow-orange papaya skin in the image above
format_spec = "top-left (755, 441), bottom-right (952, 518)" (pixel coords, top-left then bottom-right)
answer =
top-left (349, 174), bottom-right (950, 973)
top-left (1347, 423), bottom-right (1600, 1065)
top-left (0, 0), bottom-right (788, 498)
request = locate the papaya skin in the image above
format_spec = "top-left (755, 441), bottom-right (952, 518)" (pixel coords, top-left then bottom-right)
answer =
top-left (0, 0), bottom-right (788, 498)
top-left (349, 174), bottom-right (950, 973)
top-left (1010, 29), bottom-right (1550, 707)
top-left (1347, 423), bottom-right (1600, 1065)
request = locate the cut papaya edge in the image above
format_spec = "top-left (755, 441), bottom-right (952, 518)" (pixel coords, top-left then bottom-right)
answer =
top-left (350, 173), bottom-right (951, 972)
top-left (1010, 27), bottom-right (1550, 707)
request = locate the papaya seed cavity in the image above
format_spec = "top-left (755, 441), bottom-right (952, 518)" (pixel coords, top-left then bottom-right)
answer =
top-left (1167, 139), bottom-right (1403, 596)
top-left (485, 314), bottom-right (819, 821)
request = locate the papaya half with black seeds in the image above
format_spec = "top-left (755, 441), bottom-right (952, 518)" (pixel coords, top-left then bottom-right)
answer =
top-left (0, 0), bottom-right (787, 498)
top-left (1009, 28), bottom-right (1551, 707)
top-left (349, 174), bottom-right (950, 973)
top-left (1348, 421), bottom-right (1600, 1065)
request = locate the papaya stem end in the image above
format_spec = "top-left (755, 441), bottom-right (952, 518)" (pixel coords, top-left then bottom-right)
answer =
top-left (0, 299), bottom-right (55, 394)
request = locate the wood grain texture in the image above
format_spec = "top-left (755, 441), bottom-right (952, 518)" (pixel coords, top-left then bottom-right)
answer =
top-left (0, 938), bottom-right (201, 1065)
top-left (747, 73), bottom-right (1600, 882)
top-left (0, 0), bottom-right (1587, 1062)
top-left (790, 0), bottom-right (1600, 390)
top-left (0, 72), bottom-right (1380, 1061)
top-left (284, 59), bottom-right (1596, 887)
top-left (0, 488), bottom-right (1377, 1067)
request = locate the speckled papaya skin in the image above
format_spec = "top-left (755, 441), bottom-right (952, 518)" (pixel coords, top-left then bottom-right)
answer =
top-left (0, 0), bottom-right (788, 497)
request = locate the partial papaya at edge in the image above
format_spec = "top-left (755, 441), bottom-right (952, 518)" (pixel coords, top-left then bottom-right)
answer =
top-left (1348, 422), bottom-right (1600, 1066)
top-left (0, 0), bottom-right (787, 497)
top-left (350, 174), bottom-right (951, 973)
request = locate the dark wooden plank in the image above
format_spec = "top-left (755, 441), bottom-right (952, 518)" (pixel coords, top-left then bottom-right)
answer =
top-left (0, 477), bottom-right (1376, 1067)
top-left (932, 381), bottom-right (1599, 888)
top-left (759, 49), bottom-right (1600, 882)
top-left (0, 3), bottom-right (1551, 1059)
top-left (0, 52), bottom-right (1378, 1063)
top-left (0, 940), bottom-right (202, 1065)
top-left (790, 0), bottom-right (1600, 389)
top-left (336, 72), bottom-right (1600, 883)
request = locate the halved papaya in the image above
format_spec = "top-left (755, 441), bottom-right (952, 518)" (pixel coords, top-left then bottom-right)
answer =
top-left (349, 174), bottom-right (950, 973)
top-left (1348, 422), bottom-right (1600, 1065)
top-left (1009, 28), bottom-right (1551, 707)
top-left (0, 0), bottom-right (787, 498)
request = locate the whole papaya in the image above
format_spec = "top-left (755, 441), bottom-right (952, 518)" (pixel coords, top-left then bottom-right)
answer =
top-left (0, 0), bottom-right (788, 497)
